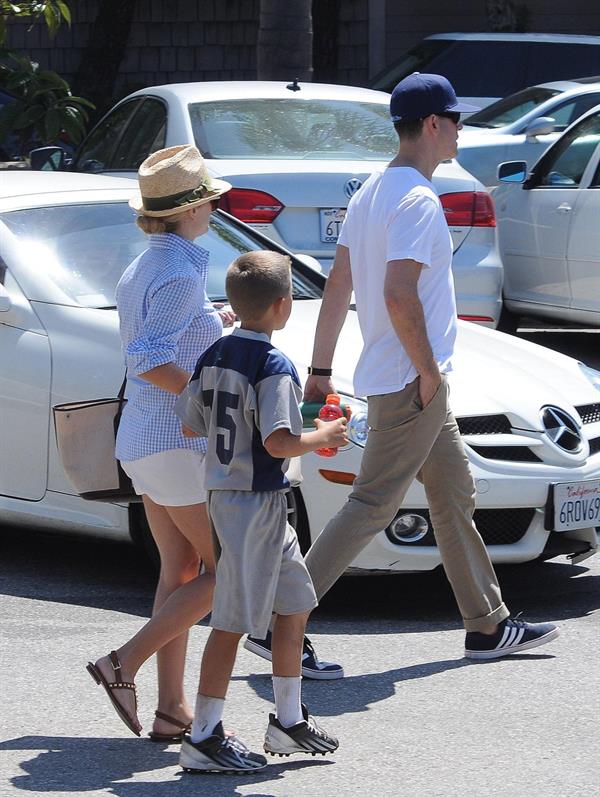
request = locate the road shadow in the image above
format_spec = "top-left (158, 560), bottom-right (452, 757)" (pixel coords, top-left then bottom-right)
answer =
top-left (0, 735), bottom-right (332, 796)
top-left (237, 651), bottom-right (555, 717)
top-left (0, 526), bottom-right (598, 632)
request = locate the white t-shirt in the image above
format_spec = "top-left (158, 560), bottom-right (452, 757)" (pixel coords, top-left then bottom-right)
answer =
top-left (338, 166), bottom-right (457, 397)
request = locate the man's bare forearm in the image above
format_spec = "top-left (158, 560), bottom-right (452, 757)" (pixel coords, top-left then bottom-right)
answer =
top-left (384, 260), bottom-right (439, 378)
top-left (309, 245), bottom-right (353, 368)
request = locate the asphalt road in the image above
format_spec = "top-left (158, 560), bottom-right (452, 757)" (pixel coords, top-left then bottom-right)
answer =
top-left (1, 328), bottom-right (599, 797)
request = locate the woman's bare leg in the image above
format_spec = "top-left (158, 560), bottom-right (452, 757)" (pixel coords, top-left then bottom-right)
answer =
top-left (93, 496), bottom-right (215, 735)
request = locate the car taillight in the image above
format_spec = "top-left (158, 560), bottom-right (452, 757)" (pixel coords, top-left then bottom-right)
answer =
top-left (219, 188), bottom-right (284, 224)
top-left (440, 191), bottom-right (496, 227)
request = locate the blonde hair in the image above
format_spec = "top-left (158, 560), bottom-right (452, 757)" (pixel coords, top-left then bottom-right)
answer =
top-left (135, 213), bottom-right (181, 235)
top-left (226, 251), bottom-right (292, 321)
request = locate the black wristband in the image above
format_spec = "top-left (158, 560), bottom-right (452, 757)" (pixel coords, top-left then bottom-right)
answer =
top-left (307, 366), bottom-right (333, 376)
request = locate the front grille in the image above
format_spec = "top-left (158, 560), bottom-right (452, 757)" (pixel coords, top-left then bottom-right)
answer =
top-left (456, 414), bottom-right (512, 435)
top-left (469, 445), bottom-right (542, 462)
top-left (589, 437), bottom-right (600, 455)
top-left (389, 508), bottom-right (535, 546)
top-left (575, 403), bottom-right (600, 424)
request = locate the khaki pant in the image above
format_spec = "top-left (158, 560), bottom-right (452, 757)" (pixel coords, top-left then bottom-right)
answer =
top-left (305, 375), bottom-right (509, 632)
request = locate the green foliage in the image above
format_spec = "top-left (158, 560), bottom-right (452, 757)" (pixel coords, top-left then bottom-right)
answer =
top-left (0, 2), bottom-right (71, 45)
top-left (0, 50), bottom-right (94, 151)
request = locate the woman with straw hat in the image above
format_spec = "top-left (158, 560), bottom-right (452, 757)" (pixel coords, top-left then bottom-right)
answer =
top-left (86, 145), bottom-right (234, 739)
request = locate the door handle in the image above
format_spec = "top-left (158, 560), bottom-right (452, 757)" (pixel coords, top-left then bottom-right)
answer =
top-left (556, 203), bottom-right (572, 213)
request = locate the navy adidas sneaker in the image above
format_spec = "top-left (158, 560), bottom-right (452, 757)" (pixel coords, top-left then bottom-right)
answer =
top-left (465, 617), bottom-right (559, 660)
top-left (244, 632), bottom-right (344, 680)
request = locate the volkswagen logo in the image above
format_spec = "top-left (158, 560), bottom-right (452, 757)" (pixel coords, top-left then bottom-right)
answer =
top-left (540, 406), bottom-right (582, 453)
top-left (344, 178), bottom-right (363, 198)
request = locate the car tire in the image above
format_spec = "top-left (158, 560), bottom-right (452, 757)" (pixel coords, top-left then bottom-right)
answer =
top-left (286, 487), bottom-right (312, 555)
top-left (496, 302), bottom-right (519, 334)
top-left (130, 488), bottom-right (312, 565)
top-left (129, 503), bottom-right (160, 569)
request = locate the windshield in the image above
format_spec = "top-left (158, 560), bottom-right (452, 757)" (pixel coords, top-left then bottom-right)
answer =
top-left (0, 203), bottom-right (322, 308)
top-left (189, 99), bottom-right (397, 160)
top-left (464, 86), bottom-right (561, 129)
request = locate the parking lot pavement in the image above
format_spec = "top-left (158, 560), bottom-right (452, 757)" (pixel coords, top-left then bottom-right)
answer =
top-left (1, 521), bottom-right (598, 797)
top-left (1, 326), bottom-right (599, 797)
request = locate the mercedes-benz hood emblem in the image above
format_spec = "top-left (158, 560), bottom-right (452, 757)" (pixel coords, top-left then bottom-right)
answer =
top-left (540, 406), bottom-right (582, 453)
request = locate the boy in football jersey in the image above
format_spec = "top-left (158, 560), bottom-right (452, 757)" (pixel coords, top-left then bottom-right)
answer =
top-left (174, 251), bottom-right (347, 773)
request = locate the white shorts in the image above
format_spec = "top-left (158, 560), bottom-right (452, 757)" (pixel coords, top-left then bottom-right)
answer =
top-left (120, 449), bottom-right (207, 506)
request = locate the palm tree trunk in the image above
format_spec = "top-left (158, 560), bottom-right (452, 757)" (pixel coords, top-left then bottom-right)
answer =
top-left (72, 0), bottom-right (137, 119)
top-left (257, 0), bottom-right (313, 82)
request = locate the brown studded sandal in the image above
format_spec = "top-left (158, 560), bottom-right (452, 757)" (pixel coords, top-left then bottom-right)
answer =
top-left (86, 651), bottom-right (141, 737)
top-left (147, 710), bottom-right (192, 743)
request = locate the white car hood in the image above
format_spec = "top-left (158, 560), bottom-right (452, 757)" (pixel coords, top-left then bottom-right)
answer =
top-left (458, 128), bottom-right (514, 148)
top-left (275, 300), bottom-right (598, 429)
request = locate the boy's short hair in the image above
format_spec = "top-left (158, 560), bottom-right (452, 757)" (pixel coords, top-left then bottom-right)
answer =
top-left (226, 251), bottom-right (292, 321)
top-left (393, 118), bottom-right (424, 141)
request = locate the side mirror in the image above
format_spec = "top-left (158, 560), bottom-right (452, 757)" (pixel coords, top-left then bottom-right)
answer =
top-left (294, 253), bottom-right (323, 273)
top-left (29, 146), bottom-right (67, 171)
top-left (498, 161), bottom-right (528, 184)
top-left (524, 116), bottom-right (556, 140)
top-left (0, 283), bottom-right (12, 312)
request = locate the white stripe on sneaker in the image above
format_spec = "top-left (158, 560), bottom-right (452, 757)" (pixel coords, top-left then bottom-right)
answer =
top-left (500, 625), bottom-right (518, 649)
top-left (512, 627), bottom-right (525, 647)
top-left (497, 624), bottom-right (512, 649)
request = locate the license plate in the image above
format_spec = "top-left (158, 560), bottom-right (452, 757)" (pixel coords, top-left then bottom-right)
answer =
top-left (319, 208), bottom-right (346, 243)
top-left (546, 479), bottom-right (600, 531)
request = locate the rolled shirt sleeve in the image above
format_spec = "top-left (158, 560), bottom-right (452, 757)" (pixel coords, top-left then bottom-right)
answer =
top-left (125, 275), bottom-right (200, 376)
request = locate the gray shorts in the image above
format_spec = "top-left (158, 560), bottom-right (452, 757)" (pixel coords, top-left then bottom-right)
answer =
top-left (207, 489), bottom-right (318, 638)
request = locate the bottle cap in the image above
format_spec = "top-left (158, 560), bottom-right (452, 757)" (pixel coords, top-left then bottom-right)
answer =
top-left (325, 394), bottom-right (341, 405)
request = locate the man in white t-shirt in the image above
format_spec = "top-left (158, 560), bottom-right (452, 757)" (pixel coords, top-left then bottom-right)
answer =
top-left (303, 73), bottom-right (558, 660)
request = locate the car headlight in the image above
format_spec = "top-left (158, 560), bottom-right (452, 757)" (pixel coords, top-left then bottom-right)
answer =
top-left (340, 394), bottom-right (369, 447)
top-left (578, 363), bottom-right (600, 394)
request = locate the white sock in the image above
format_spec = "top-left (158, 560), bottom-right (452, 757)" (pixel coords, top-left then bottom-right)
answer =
top-left (272, 676), bottom-right (303, 728)
top-left (190, 694), bottom-right (225, 743)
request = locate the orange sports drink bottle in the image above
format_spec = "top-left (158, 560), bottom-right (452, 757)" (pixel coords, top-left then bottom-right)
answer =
top-left (315, 394), bottom-right (347, 457)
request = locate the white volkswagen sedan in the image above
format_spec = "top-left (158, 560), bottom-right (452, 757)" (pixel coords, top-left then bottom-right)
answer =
top-left (1, 172), bottom-right (599, 571)
top-left (458, 77), bottom-right (600, 189)
top-left (494, 105), bottom-right (600, 330)
top-left (33, 81), bottom-right (502, 326)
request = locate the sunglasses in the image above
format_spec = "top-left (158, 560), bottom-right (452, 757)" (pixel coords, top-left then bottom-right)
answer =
top-left (209, 198), bottom-right (221, 211)
top-left (436, 111), bottom-right (461, 125)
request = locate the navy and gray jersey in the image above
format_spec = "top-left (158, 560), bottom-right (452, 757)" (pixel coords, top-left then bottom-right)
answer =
top-left (174, 328), bottom-right (303, 492)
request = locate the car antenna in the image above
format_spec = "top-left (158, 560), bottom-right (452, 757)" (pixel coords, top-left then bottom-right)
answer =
top-left (286, 78), bottom-right (301, 92)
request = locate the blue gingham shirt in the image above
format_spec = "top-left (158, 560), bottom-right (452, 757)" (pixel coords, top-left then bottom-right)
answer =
top-left (115, 233), bottom-right (222, 462)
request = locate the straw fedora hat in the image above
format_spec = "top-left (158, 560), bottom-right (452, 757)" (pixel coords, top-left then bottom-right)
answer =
top-left (129, 145), bottom-right (231, 217)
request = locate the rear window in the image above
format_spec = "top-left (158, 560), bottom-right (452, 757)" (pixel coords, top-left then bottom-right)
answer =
top-left (189, 99), bottom-right (397, 160)
top-left (372, 39), bottom-right (600, 98)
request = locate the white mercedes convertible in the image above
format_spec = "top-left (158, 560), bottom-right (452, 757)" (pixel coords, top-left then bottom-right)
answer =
top-left (1, 172), bottom-right (598, 570)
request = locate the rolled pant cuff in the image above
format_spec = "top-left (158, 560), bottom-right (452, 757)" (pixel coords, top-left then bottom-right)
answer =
top-left (463, 602), bottom-right (510, 633)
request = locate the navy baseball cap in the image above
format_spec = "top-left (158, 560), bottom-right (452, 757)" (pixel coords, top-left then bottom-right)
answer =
top-left (390, 73), bottom-right (479, 122)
